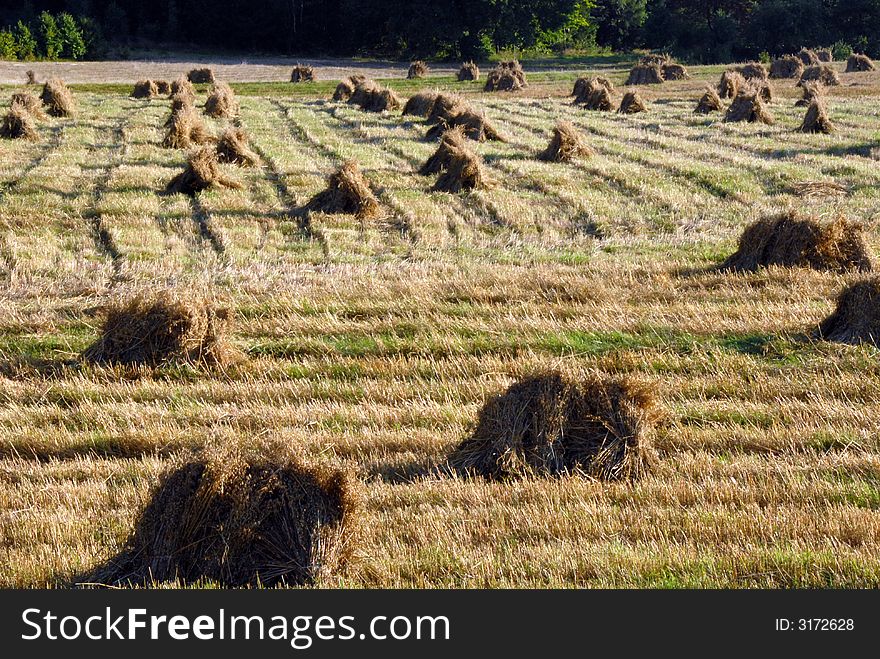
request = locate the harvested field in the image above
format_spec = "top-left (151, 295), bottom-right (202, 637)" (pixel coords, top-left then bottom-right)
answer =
top-left (3, 57), bottom-right (880, 590)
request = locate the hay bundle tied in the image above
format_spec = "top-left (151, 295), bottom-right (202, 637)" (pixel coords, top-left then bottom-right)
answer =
top-left (171, 75), bottom-right (196, 100)
top-left (132, 80), bottom-right (159, 99)
top-left (694, 87), bottom-right (723, 114)
top-left (582, 85), bottom-right (613, 112)
top-left (724, 91), bottom-right (774, 124)
top-left (402, 91), bottom-right (440, 117)
top-left (752, 81), bottom-right (773, 102)
top-left (332, 75), bottom-right (366, 101)
top-left (797, 48), bottom-right (820, 65)
top-left (618, 90), bottom-right (647, 114)
top-left (572, 76), bottom-right (613, 103)
top-left (846, 54), bottom-right (875, 72)
top-left (1, 107), bottom-right (38, 140)
top-left (156, 80), bottom-right (171, 95)
top-left (625, 63), bottom-right (663, 85)
top-left (738, 62), bottom-right (769, 81)
top-left (216, 128), bottom-right (259, 167)
top-left (82, 291), bottom-right (235, 366)
top-left (165, 146), bottom-right (241, 197)
top-left (163, 106), bottom-right (211, 149)
top-left (11, 92), bottom-right (47, 120)
top-left (88, 446), bottom-right (360, 587)
top-left (795, 81), bottom-right (823, 107)
top-left (291, 65), bottom-right (316, 82)
top-left (457, 61), bottom-right (480, 81)
top-left (448, 370), bottom-right (659, 480)
top-left (40, 78), bottom-right (75, 117)
top-left (799, 65), bottom-right (840, 86)
top-left (420, 126), bottom-right (470, 175)
top-left (407, 60), bottom-right (429, 79)
top-left (721, 212), bottom-right (873, 273)
top-left (26, 69), bottom-right (36, 84)
top-left (718, 70), bottom-right (746, 98)
top-left (816, 49), bottom-right (833, 62)
top-left (304, 160), bottom-right (380, 218)
top-left (187, 68), bottom-right (215, 84)
top-left (640, 54), bottom-right (670, 66)
top-left (432, 143), bottom-right (491, 193)
top-left (204, 81), bottom-right (239, 119)
top-left (818, 278), bottom-right (880, 346)
top-left (799, 97), bottom-right (834, 134)
top-left (426, 93), bottom-right (466, 124)
top-left (484, 60), bottom-right (526, 91)
top-left (769, 55), bottom-right (804, 79)
top-left (662, 63), bottom-right (689, 80)
top-left (538, 121), bottom-right (592, 163)
top-left (426, 110), bottom-right (505, 142)
top-left (349, 80), bottom-right (400, 112)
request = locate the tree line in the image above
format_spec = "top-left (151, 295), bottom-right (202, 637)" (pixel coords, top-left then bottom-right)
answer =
top-left (1, 0), bottom-right (878, 63)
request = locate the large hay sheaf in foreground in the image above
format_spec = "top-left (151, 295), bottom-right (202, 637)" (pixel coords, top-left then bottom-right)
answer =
top-left (165, 147), bottom-right (241, 196)
top-left (88, 447), bottom-right (360, 587)
top-left (721, 212), bottom-right (874, 273)
top-left (204, 82), bottom-right (239, 119)
top-left (432, 142), bottom-right (492, 193)
top-left (163, 106), bottom-right (212, 149)
top-left (1, 107), bottom-right (39, 140)
top-left (818, 278), bottom-right (880, 346)
top-left (82, 292), bottom-right (236, 367)
top-left (11, 91), bottom-right (47, 120)
top-left (40, 78), bottom-right (75, 117)
top-left (724, 91), bottom-right (773, 124)
top-left (618, 90), bottom-right (647, 114)
top-left (800, 97), bottom-right (834, 134)
top-left (538, 121), bottom-right (592, 163)
top-left (304, 160), bottom-right (381, 218)
top-left (449, 371), bottom-right (659, 480)
top-left (694, 87), bottom-right (723, 114)
top-left (216, 127), bottom-right (259, 167)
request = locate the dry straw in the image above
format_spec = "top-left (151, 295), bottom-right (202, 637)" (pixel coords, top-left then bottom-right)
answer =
top-left (662, 62), bottom-right (689, 80)
top-left (457, 61), bottom-right (480, 81)
top-left (484, 60), bottom-right (526, 91)
top-left (738, 62), bottom-right (769, 81)
top-left (40, 78), bottom-right (75, 117)
top-left (431, 142), bottom-right (492, 193)
top-left (797, 48), bottom-right (820, 65)
top-left (799, 65), bottom-right (840, 86)
top-left (538, 121), bottom-right (592, 163)
top-left (88, 444), bottom-right (360, 587)
top-left (721, 212), bottom-right (873, 273)
top-left (448, 370), bottom-right (660, 481)
top-left (11, 92), bottom-right (47, 120)
top-left (846, 54), bottom-right (875, 72)
top-left (718, 70), bottom-right (746, 99)
top-left (187, 68), bottom-right (215, 84)
top-left (425, 110), bottom-right (506, 142)
top-left (291, 64), bottom-right (316, 82)
top-left (82, 290), bottom-right (237, 367)
top-left (618, 90), bottom-right (647, 114)
top-left (132, 80), bottom-right (159, 99)
top-left (407, 60), bottom-right (429, 79)
top-left (818, 278), bottom-right (880, 346)
top-left (402, 91), bottom-right (440, 117)
top-left (165, 146), bottom-right (241, 196)
top-left (163, 106), bottom-right (212, 149)
top-left (215, 127), bottom-right (259, 167)
top-left (204, 81), bottom-right (239, 119)
top-left (799, 97), bottom-right (834, 134)
top-left (770, 55), bottom-right (804, 79)
top-left (1, 107), bottom-right (38, 140)
top-left (694, 87), bottom-right (723, 114)
top-left (303, 160), bottom-right (380, 218)
top-left (724, 90), bottom-right (774, 124)
top-left (625, 63), bottom-right (663, 85)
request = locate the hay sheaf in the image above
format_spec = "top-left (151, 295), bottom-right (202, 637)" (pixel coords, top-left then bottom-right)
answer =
top-left (164, 147), bottom-right (241, 196)
top-left (156, 80), bottom-right (171, 95)
top-left (163, 106), bottom-right (212, 149)
top-left (724, 91), bottom-right (774, 124)
top-left (484, 60), bottom-right (526, 91)
top-left (448, 371), bottom-right (660, 481)
top-left (718, 70), bottom-right (746, 99)
top-left (204, 81), bottom-right (239, 119)
top-left (795, 81), bottom-right (823, 107)
top-left (799, 97), bottom-right (834, 134)
top-left (721, 212), bottom-right (873, 273)
top-left (694, 87), bottom-right (723, 114)
top-left (640, 54), bottom-right (670, 67)
top-left (82, 291), bottom-right (236, 367)
top-left (216, 128), bottom-right (259, 167)
top-left (538, 121), bottom-right (592, 163)
top-left (799, 65), bottom-right (840, 87)
top-left (618, 90), bottom-right (647, 114)
top-left (662, 63), bottom-right (689, 80)
top-left (625, 63), bottom-right (663, 85)
top-left (796, 48), bottom-right (820, 66)
top-left (171, 75), bottom-right (196, 100)
top-left (132, 79), bottom-right (159, 99)
top-left (751, 80), bottom-right (773, 103)
top-left (1, 107), bottom-right (39, 140)
top-left (816, 49), bottom-right (833, 63)
top-left (402, 91), bottom-right (440, 117)
top-left (332, 75), bottom-right (366, 101)
top-left (817, 278), bottom-right (880, 346)
top-left (419, 126), bottom-right (470, 175)
top-left (87, 446), bottom-right (360, 587)
top-left (426, 110), bottom-right (506, 142)
top-left (11, 92), bottom-right (47, 120)
top-left (40, 78), bottom-right (75, 117)
top-left (26, 70), bottom-right (37, 85)
top-left (348, 80), bottom-right (400, 112)
top-left (187, 68), bottom-right (216, 84)
top-left (407, 60), bottom-right (429, 79)
top-left (737, 62), bottom-right (769, 82)
top-left (291, 65), bottom-right (316, 82)
top-left (303, 160), bottom-right (380, 218)
top-left (426, 94), bottom-right (466, 124)
top-left (846, 54), bottom-right (876, 72)
top-left (770, 55), bottom-right (804, 79)
top-left (457, 61), bottom-right (480, 81)
top-left (572, 76), bottom-right (613, 104)
top-left (432, 143), bottom-right (492, 193)
top-left (583, 85), bottom-right (613, 112)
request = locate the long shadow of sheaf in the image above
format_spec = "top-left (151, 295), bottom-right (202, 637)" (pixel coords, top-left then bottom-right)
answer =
top-left (189, 196), bottom-right (227, 256)
top-left (0, 124), bottom-right (66, 198)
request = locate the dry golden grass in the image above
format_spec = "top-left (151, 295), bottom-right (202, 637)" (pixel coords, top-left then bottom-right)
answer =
top-left (1, 60), bottom-right (880, 588)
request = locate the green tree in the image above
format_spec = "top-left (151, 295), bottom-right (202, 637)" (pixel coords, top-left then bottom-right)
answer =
top-left (13, 21), bottom-right (38, 61)
top-left (593, 0), bottom-right (647, 51)
top-left (37, 11), bottom-right (62, 59)
top-left (58, 13), bottom-right (87, 59)
top-left (0, 30), bottom-right (17, 60)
